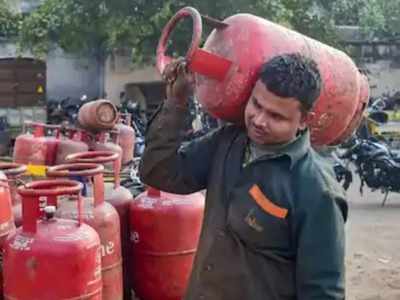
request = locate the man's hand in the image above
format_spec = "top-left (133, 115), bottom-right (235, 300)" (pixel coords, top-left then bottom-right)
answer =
top-left (162, 58), bottom-right (194, 106)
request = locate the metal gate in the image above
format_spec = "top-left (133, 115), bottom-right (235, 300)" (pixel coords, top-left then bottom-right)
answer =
top-left (0, 57), bottom-right (46, 107)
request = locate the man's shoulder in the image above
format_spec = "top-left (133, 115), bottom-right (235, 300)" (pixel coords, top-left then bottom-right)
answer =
top-left (200, 123), bottom-right (243, 144)
top-left (292, 149), bottom-right (347, 217)
top-left (219, 123), bottom-right (243, 136)
top-left (294, 149), bottom-right (340, 187)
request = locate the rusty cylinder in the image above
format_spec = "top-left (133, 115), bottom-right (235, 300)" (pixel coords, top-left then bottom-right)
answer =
top-left (78, 100), bottom-right (119, 132)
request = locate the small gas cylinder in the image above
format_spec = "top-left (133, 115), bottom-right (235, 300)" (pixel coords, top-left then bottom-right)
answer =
top-left (13, 121), bottom-right (60, 166)
top-left (3, 179), bottom-right (102, 300)
top-left (130, 187), bottom-right (205, 300)
top-left (47, 163), bottom-right (123, 300)
top-left (78, 100), bottom-right (119, 132)
top-left (0, 163), bottom-right (27, 227)
top-left (157, 7), bottom-right (370, 145)
top-left (0, 170), bottom-right (15, 300)
top-left (66, 150), bottom-right (134, 299)
top-left (115, 113), bottom-right (135, 165)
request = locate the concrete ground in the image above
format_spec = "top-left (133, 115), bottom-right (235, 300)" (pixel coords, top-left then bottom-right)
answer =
top-left (346, 175), bottom-right (400, 300)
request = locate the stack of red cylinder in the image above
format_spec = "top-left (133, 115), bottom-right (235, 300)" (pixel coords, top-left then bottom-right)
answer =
top-left (0, 170), bottom-right (15, 300)
top-left (66, 150), bottom-right (134, 299)
top-left (47, 163), bottom-right (123, 300)
top-left (3, 180), bottom-right (102, 300)
top-left (13, 121), bottom-right (61, 166)
top-left (0, 163), bottom-right (27, 227)
top-left (130, 187), bottom-right (205, 300)
top-left (89, 130), bottom-right (123, 166)
top-left (13, 121), bottom-right (88, 167)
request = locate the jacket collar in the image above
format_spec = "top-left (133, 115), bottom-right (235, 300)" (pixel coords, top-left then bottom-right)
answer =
top-left (242, 129), bottom-right (311, 169)
top-left (282, 130), bottom-right (311, 169)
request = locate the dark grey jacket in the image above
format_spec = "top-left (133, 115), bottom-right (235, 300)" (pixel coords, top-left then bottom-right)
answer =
top-left (140, 102), bottom-right (348, 300)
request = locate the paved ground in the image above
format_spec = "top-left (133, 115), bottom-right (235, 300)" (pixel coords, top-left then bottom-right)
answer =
top-left (346, 175), bottom-right (400, 300)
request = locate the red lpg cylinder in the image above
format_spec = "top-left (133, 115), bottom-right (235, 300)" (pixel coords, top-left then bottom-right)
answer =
top-left (115, 113), bottom-right (135, 165)
top-left (78, 100), bottom-right (119, 133)
top-left (130, 187), bottom-right (205, 300)
top-left (91, 130), bottom-right (123, 154)
top-left (0, 171), bottom-right (16, 300)
top-left (47, 163), bottom-right (123, 300)
top-left (13, 121), bottom-right (60, 166)
top-left (91, 131), bottom-right (123, 169)
top-left (331, 73), bottom-right (370, 145)
top-left (55, 127), bottom-right (90, 164)
top-left (66, 151), bottom-right (134, 299)
top-left (0, 163), bottom-right (27, 227)
top-left (157, 7), bottom-right (370, 145)
top-left (3, 180), bottom-right (102, 300)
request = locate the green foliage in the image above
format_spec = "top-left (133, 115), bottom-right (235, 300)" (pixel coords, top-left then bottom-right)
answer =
top-left (330, 0), bottom-right (366, 26)
top-left (0, 0), bottom-right (22, 39)
top-left (359, 0), bottom-right (400, 39)
top-left (13, 0), bottom-right (400, 63)
top-left (16, 0), bottom-right (175, 60)
top-left (330, 0), bottom-right (400, 39)
top-left (15, 0), bottom-right (316, 62)
top-left (282, 0), bottom-right (340, 47)
top-left (19, 1), bottom-right (109, 58)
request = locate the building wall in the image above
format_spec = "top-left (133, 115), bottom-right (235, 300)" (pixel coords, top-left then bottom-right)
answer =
top-left (104, 53), bottom-right (161, 104)
top-left (0, 42), bottom-right (31, 58)
top-left (46, 48), bottom-right (101, 100)
top-left (357, 44), bottom-right (400, 99)
top-left (337, 26), bottom-right (400, 99)
top-left (363, 59), bottom-right (400, 98)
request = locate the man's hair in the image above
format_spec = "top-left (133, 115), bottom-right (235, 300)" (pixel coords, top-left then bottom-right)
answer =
top-left (259, 53), bottom-right (322, 112)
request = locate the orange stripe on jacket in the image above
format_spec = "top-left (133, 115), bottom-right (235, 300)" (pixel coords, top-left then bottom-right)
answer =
top-left (249, 184), bottom-right (288, 219)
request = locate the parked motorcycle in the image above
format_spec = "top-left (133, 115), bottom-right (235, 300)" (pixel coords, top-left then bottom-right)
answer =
top-left (332, 154), bottom-right (353, 191)
top-left (356, 90), bottom-right (400, 146)
top-left (0, 116), bottom-right (10, 156)
top-left (47, 94), bottom-right (90, 125)
top-left (340, 137), bottom-right (400, 206)
top-left (120, 157), bottom-right (146, 197)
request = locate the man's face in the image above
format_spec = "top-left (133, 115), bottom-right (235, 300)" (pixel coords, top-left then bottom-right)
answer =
top-left (244, 80), bottom-right (307, 145)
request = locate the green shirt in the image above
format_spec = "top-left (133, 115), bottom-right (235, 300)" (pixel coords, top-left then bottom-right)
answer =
top-left (244, 133), bottom-right (302, 167)
top-left (140, 101), bottom-right (348, 300)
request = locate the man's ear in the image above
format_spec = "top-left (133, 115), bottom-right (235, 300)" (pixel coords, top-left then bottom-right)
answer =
top-left (300, 111), bottom-right (315, 130)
